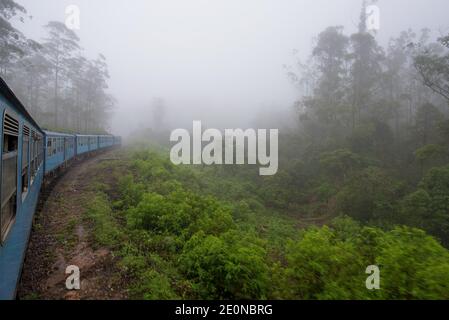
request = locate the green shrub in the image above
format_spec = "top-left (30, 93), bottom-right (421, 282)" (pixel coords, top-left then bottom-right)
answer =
top-left (86, 193), bottom-right (122, 246)
top-left (179, 231), bottom-right (269, 299)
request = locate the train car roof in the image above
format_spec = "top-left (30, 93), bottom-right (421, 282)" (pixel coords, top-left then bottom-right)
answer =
top-left (0, 76), bottom-right (44, 134)
top-left (44, 131), bottom-right (76, 137)
top-left (76, 134), bottom-right (100, 137)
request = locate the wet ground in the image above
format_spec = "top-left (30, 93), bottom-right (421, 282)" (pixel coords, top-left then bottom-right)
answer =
top-left (18, 150), bottom-right (127, 300)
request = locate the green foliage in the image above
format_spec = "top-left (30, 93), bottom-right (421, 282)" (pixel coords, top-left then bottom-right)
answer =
top-left (417, 166), bottom-right (449, 244)
top-left (139, 270), bottom-right (180, 300)
top-left (336, 167), bottom-right (404, 222)
top-left (179, 231), bottom-right (269, 299)
top-left (415, 144), bottom-right (446, 162)
top-left (314, 182), bottom-right (337, 203)
top-left (115, 174), bottom-right (146, 209)
top-left (280, 219), bottom-right (449, 299)
top-left (319, 149), bottom-right (362, 182)
top-left (126, 190), bottom-right (235, 239)
top-left (378, 227), bottom-right (449, 299)
top-left (283, 226), bottom-right (368, 299)
top-left (399, 189), bottom-right (431, 228)
top-left (86, 193), bottom-right (122, 247)
top-left (86, 148), bottom-right (449, 300)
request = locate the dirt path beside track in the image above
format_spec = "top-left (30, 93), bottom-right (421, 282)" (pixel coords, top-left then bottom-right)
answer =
top-left (18, 150), bottom-right (127, 300)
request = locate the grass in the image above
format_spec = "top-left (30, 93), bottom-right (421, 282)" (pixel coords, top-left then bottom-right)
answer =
top-left (85, 193), bottom-right (123, 247)
top-left (55, 216), bottom-right (78, 250)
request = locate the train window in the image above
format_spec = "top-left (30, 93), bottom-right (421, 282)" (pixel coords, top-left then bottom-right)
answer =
top-left (34, 140), bottom-right (36, 171)
top-left (47, 139), bottom-right (52, 155)
top-left (52, 138), bottom-right (57, 155)
top-left (30, 132), bottom-right (35, 178)
top-left (38, 136), bottom-right (43, 167)
top-left (22, 126), bottom-right (30, 196)
top-left (32, 132), bottom-right (39, 175)
top-left (30, 132), bottom-right (35, 177)
top-left (1, 113), bottom-right (19, 243)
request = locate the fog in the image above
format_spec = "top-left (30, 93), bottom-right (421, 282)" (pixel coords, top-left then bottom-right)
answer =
top-left (16, 0), bottom-right (449, 137)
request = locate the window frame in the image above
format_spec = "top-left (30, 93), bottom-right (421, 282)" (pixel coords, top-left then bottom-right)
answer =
top-left (1, 111), bottom-right (19, 243)
top-left (21, 125), bottom-right (30, 199)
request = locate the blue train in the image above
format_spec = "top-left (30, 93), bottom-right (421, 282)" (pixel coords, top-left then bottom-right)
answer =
top-left (0, 77), bottom-right (121, 300)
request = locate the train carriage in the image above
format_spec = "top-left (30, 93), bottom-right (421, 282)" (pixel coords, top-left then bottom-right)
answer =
top-left (89, 135), bottom-right (98, 152)
top-left (44, 131), bottom-right (76, 174)
top-left (0, 77), bottom-right (121, 300)
top-left (0, 78), bottom-right (45, 300)
top-left (98, 135), bottom-right (114, 149)
top-left (75, 135), bottom-right (90, 155)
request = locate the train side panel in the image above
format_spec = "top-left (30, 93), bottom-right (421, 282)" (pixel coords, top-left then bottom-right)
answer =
top-left (76, 135), bottom-right (90, 155)
top-left (89, 136), bottom-right (98, 152)
top-left (65, 136), bottom-right (75, 161)
top-left (0, 92), bottom-right (44, 300)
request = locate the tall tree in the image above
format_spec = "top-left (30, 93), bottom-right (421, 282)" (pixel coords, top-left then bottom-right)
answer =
top-left (0, 0), bottom-right (26, 75)
top-left (348, 1), bottom-right (384, 128)
top-left (414, 34), bottom-right (449, 102)
top-left (43, 21), bottom-right (81, 128)
top-left (311, 26), bottom-right (349, 125)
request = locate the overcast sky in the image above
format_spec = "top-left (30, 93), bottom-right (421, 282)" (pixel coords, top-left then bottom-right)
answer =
top-left (15, 0), bottom-right (449, 136)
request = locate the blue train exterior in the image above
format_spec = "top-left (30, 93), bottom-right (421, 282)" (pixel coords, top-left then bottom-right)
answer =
top-left (0, 77), bottom-right (121, 299)
top-left (44, 131), bottom-right (76, 174)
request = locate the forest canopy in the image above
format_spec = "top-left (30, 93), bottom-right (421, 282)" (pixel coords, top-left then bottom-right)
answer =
top-left (0, 0), bottom-right (113, 133)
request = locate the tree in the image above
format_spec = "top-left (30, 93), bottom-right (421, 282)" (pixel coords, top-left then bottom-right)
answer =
top-left (348, 1), bottom-right (384, 128)
top-left (414, 144), bottom-right (447, 174)
top-left (179, 230), bottom-right (269, 299)
top-left (414, 103), bottom-right (443, 146)
top-left (418, 166), bottom-right (449, 245)
top-left (81, 54), bottom-right (113, 132)
top-left (336, 167), bottom-right (403, 222)
top-left (280, 218), bottom-right (449, 299)
top-left (310, 26), bottom-right (349, 124)
top-left (43, 21), bottom-right (81, 127)
top-left (0, 0), bottom-right (27, 75)
top-left (319, 149), bottom-right (362, 183)
top-left (414, 34), bottom-right (449, 102)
